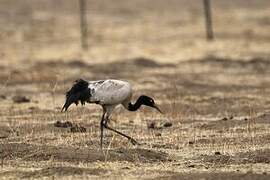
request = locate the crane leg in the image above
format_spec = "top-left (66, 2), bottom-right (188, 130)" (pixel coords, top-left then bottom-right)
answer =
top-left (100, 113), bottom-right (105, 150)
top-left (103, 120), bottom-right (138, 145)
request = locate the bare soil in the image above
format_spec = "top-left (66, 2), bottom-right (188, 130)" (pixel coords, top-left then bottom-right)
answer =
top-left (0, 0), bottom-right (270, 179)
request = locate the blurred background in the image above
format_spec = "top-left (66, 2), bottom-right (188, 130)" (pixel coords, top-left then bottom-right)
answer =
top-left (0, 0), bottom-right (269, 66)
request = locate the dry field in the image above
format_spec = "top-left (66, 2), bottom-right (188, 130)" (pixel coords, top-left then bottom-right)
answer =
top-left (0, 0), bottom-right (270, 179)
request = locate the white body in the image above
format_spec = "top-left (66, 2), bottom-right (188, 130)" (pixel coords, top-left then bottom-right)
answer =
top-left (88, 79), bottom-right (133, 110)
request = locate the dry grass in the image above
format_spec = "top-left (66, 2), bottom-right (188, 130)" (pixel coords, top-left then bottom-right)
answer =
top-left (0, 0), bottom-right (270, 179)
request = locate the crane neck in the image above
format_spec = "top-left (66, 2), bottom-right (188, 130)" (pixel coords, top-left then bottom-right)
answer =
top-left (128, 96), bottom-right (144, 111)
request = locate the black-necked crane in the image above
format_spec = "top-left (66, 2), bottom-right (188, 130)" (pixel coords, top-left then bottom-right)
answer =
top-left (62, 79), bottom-right (163, 149)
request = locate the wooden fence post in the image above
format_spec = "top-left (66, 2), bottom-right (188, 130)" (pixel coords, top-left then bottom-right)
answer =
top-left (79, 0), bottom-right (88, 50)
top-left (203, 0), bottom-right (214, 40)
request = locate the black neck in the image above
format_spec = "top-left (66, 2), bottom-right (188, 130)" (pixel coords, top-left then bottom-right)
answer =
top-left (128, 96), bottom-right (144, 111)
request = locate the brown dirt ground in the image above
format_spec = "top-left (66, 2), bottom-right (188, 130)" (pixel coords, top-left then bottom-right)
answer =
top-left (0, 0), bottom-right (270, 179)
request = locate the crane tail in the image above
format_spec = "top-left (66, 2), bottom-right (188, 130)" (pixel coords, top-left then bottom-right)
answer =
top-left (61, 79), bottom-right (91, 112)
top-left (61, 95), bottom-right (77, 112)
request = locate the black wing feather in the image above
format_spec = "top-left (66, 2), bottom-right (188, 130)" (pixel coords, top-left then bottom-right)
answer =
top-left (62, 79), bottom-right (91, 112)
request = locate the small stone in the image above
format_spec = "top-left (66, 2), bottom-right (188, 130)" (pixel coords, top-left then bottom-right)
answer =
top-left (28, 106), bottom-right (37, 110)
top-left (147, 122), bottom-right (156, 129)
top-left (163, 122), bottom-right (172, 127)
top-left (54, 121), bottom-right (73, 128)
top-left (0, 135), bottom-right (8, 139)
top-left (214, 151), bottom-right (221, 155)
top-left (12, 95), bottom-right (30, 103)
top-left (221, 117), bottom-right (228, 121)
top-left (187, 164), bottom-right (195, 168)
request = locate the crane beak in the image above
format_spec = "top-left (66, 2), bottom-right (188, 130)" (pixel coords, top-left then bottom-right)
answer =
top-left (153, 104), bottom-right (163, 114)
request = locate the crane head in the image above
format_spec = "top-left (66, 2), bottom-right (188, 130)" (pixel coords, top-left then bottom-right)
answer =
top-left (140, 95), bottom-right (163, 114)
